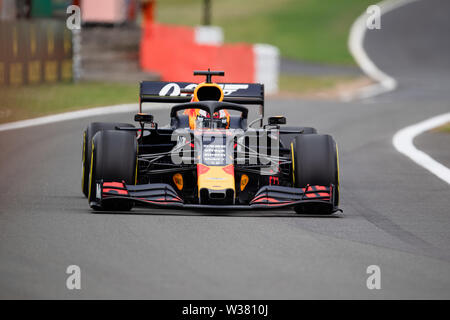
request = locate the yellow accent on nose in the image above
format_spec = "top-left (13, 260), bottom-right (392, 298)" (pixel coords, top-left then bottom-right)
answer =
top-left (197, 165), bottom-right (235, 197)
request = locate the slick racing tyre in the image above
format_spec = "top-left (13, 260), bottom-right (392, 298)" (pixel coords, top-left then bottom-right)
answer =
top-left (88, 130), bottom-right (137, 211)
top-left (279, 126), bottom-right (317, 149)
top-left (291, 134), bottom-right (339, 214)
top-left (81, 122), bottom-right (134, 197)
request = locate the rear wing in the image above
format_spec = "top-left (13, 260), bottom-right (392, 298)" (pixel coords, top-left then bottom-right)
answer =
top-left (139, 81), bottom-right (264, 119)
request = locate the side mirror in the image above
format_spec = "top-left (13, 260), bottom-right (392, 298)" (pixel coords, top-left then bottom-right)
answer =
top-left (268, 116), bottom-right (286, 125)
top-left (134, 113), bottom-right (154, 123)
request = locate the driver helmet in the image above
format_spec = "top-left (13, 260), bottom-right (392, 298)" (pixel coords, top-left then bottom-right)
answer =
top-left (184, 108), bottom-right (230, 129)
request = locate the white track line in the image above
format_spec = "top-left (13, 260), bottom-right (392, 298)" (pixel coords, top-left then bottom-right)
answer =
top-left (350, 1), bottom-right (450, 185)
top-left (0, 103), bottom-right (167, 132)
top-left (393, 112), bottom-right (450, 185)
top-left (347, 0), bottom-right (419, 100)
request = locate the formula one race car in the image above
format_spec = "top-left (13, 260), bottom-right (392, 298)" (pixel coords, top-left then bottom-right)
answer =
top-left (81, 70), bottom-right (340, 214)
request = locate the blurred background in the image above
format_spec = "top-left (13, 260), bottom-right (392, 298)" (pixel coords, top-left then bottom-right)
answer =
top-left (0, 0), bottom-right (376, 124)
top-left (1, 0), bottom-right (450, 299)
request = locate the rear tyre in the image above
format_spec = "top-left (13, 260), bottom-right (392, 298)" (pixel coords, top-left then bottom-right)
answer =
top-left (291, 134), bottom-right (339, 214)
top-left (81, 122), bottom-right (134, 197)
top-left (88, 130), bottom-right (137, 211)
top-left (280, 126), bottom-right (317, 149)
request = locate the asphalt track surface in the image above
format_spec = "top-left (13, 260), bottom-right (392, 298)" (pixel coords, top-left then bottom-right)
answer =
top-left (416, 132), bottom-right (450, 169)
top-left (1, 0), bottom-right (449, 299)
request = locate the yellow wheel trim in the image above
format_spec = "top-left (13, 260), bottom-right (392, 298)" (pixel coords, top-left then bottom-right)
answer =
top-left (88, 141), bottom-right (94, 201)
top-left (290, 142), bottom-right (295, 186)
top-left (81, 131), bottom-right (86, 193)
top-left (135, 143), bottom-right (139, 185)
top-left (335, 142), bottom-right (340, 205)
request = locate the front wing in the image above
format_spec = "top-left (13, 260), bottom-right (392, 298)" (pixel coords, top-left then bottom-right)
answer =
top-left (92, 181), bottom-right (339, 212)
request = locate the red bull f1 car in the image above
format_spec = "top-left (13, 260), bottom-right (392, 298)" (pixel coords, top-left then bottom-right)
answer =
top-left (81, 70), bottom-right (340, 214)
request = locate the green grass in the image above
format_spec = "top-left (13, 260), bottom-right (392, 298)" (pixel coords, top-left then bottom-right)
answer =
top-left (0, 82), bottom-right (138, 124)
top-left (157, 0), bottom-right (374, 64)
top-left (434, 123), bottom-right (450, 133)
top-left (279, 74), bottom-right (356, 93)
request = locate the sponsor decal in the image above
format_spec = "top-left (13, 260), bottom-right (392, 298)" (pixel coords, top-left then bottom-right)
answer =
top-left (159, 83), bottom-right (249, 97)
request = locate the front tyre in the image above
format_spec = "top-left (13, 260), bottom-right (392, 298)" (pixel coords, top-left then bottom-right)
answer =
top-left (81, 122), bottom-right (134, 197)
top-left (291, 134), bottom-right (339, 214)
top-left (88, 130), bottom-right (137, 211)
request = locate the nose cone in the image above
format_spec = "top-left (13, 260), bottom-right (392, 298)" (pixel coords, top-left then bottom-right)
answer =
top-left (197, 164), bottom-right (235, 204)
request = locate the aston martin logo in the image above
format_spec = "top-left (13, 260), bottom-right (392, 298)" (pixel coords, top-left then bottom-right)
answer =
top-left (159, 83), bottom-right (249, 97)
